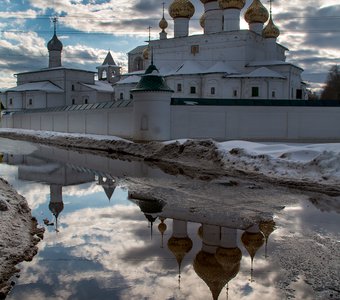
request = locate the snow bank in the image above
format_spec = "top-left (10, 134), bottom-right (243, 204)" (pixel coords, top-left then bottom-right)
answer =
top-left (0, 178), bottom-right (44, 298)
top-left (218, 141), bottom-right (340, 187)
top-left (1, 128), bottom-right (340, 192)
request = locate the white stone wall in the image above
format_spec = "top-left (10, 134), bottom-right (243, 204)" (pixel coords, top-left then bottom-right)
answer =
top-left (2, 104), bottom-right (340, 142)
top-left (171, 105), bottom-right (340, 142)
top-left (5, 107), bottom-right (133, 138)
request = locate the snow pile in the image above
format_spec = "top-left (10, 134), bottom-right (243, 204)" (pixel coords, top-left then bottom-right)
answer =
top-left (218, 141), bottom-right (340, 186)
top-left (1, 128), bottom-right (340, 190)
top-left (0, 178), bottom-right (44, 297)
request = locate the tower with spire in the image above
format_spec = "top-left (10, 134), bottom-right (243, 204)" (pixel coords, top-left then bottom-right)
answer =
top-left (47, 17), bottom-right (63, 68)
top-left (159, 3), bottom-right (168, 40)
top-left (245, 0), bottom-right (269, 35)
top-left (200, 0), bottom-right (223, 34)
top-left (97, 51), bottom-right (121, 84)
top-left (219, 0), bottom-right (246, 31)
top-left (131, 53), bottom-right (174, 141)
top-left (262, 0), bottom-right (280, 60)
top-left (169, 0), bottom-right (195, 38)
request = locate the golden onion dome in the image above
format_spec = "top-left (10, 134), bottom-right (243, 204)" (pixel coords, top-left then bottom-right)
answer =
top-left (200, 13), bottom-right (206, 28)
top-left (241, 231), bottom-right (265, 259)
top-left (169, 0), bottom-right (195, 19)
top-left (245, 0), bottom-right (269, 24)
top-left (194, 251), bottom-right (231, 300)
top-left (159, 16), bottom-right (168, 30)
top-left (215, 247), bottom-right (242, 267)
top-left (158, 220), bottom-right (167, 234)
top-left (215, 247), bottom-right (241, 284)
top-left (142, 47), bottom-right (149, 60)
top-left (259, 220), bottom-right (276, 239)
top-left (218, 0), bottom-right (246, 10)
top-left (262, 16), bottom-right (280, 38)
top-left (167, 236), bottom-right (193, 265)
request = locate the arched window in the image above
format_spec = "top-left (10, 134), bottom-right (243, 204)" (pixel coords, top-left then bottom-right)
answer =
top-left (210, 87), bottom-right (215, 95)
top-left (102, 70), bottom-right (107, 80)
top-left (190, 86), bottom-right (196, 94)
top-left (120, 93), bottom-right (124, 100)
top-left (133, 57), bottom-right (144, 71)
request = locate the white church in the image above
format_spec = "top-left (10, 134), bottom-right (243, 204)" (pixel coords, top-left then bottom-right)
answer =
top-left (1, 0), bottom-right (340, 142)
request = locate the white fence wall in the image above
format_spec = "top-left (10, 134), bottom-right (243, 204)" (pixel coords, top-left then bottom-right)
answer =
top-left (4, 107), bottom-right (133, 138)
top-left (171, 106), bottom-right (340, 141)
top-left (2, 104), bottom-right (340, 142)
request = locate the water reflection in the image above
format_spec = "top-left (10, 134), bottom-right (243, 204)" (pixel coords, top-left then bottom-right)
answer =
top-left (0, 138), bottom-right (338, 300)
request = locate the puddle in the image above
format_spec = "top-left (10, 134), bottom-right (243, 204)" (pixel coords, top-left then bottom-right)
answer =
top-left (0, 138), bottom-right (339, 300)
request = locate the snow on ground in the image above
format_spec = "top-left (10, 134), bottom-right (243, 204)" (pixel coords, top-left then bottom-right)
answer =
top-left (218, 140), bottom-right (340, 186)
top-left (0, 178), bottom-right (44, 298)
top-left (1, 128), bottom-right (340, 190)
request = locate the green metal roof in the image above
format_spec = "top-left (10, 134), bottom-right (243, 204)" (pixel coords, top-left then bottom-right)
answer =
top-left (131, 64), bottom-right (173, 93)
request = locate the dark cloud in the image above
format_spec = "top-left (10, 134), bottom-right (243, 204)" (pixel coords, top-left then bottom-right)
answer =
top-left (302, 5), bottom-right (340, 49)
top-left (0, 48), bottom-right (47, 74)
top-left (134, 0), bottom-right (161, 13)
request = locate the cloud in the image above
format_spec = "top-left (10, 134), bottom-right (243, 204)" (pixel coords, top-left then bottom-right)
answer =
top-left (0, 0), bottom-right (338, 90)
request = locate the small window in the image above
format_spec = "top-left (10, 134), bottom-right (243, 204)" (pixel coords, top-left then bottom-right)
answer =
top-left (9, 98), bottom-right (13, 105)
top-left (72, 99), bottom-right (75, 105)
top-left (177, 83), bottom-right (182, 92)
top-left (190, 86), bottom-right (196, 94)
top-left (233, 90), bottom-right (238, 97)
top-left (210, 87), bottom-right (215, 95)
top-left (130, 94), bottom-right (133, 99)
top-left (28, 98), bottom-right (33, 105)
top-left (296, 89), bottom-right (302, 99)
top-left (191, 45), bottom-right (199, 55)
top-left (251, 87), bottom-right (259, 97)
top-left (272, 91), bottom-right (276, 98)
top-left (119, 93), bottom-right (124, 100)
top-left (72, 84), bottom-right (75, 91)
top-left (84, 99), bottom-right (88, 104)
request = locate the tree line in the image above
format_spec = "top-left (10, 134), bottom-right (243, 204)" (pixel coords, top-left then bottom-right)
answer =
top-left (309, 65), bottom-right (340, 100)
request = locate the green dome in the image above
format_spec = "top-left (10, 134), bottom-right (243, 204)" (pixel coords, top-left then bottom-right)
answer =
top-left (131, 64), bottom-right (173, 92)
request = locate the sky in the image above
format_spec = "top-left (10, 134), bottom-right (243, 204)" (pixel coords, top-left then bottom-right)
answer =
top-left (0, 0), bottom-right (339, 92)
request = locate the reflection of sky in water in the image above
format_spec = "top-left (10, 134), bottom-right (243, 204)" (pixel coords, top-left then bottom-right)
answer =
top-left (0, 138), bottom-right (339, 300)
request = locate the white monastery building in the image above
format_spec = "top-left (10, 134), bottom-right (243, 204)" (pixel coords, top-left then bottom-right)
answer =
top-left (121, 0), bottom-right (306, 102)
top-left (1, 0), bottom-right (340, 142)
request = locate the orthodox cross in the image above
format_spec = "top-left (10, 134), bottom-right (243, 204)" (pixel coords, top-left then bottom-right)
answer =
top-left (268, 0), bottom-right (273, 16)
top-left (147, 25), bottom-right (152, 42)
top-left (162, 2), bottom-right (165, 18)
top-left (52, 16), bottom-right (58, 35)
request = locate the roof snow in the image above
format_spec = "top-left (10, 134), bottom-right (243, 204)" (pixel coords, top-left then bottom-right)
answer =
top-left (115, 75), bottom-right (141, 85)
top-left (167, 60), bottom-right (204, 76)
top-left (6, 81), bottom-right (64, 93)
top-left (80, 81), bottom-right (114, 92)
top-left (205, 61), bottom-right (237, 74)
top-left (227, 67), bottom-right (286, 79)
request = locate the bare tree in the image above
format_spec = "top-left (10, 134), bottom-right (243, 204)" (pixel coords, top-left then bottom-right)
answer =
top-left (320, 65), bottom-right (340, 100)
